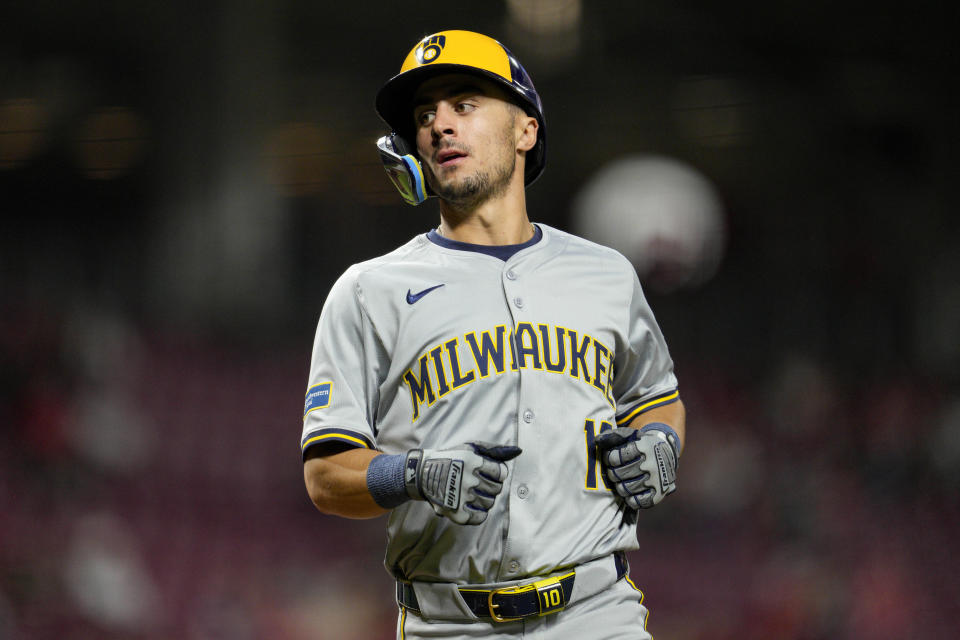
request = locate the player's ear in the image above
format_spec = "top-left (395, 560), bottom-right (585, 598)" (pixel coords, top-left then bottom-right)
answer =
top-left (516, 114), bottom-right (538, 153)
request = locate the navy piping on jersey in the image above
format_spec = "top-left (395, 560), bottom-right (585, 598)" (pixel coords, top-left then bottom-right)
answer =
top-left (426, 225), bottom-right (543, 261)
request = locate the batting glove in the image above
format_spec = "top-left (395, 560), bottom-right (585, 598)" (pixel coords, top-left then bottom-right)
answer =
top-left (404, 442), bottom-right (522, 525)
top-left (595, 423), bottom-right (680, 511)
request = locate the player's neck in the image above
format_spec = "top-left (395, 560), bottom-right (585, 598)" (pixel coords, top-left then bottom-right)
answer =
top-left (436, 184), bottom-right (532, 246)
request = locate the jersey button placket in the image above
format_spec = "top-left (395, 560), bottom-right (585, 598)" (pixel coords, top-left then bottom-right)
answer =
top-left (503, 260), bottom-right (531, 576)
top-left (504, 267), bottom-right (522, 308)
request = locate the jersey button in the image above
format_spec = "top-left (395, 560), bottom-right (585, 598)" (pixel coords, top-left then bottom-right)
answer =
top-left (506, 269), bottom-right (517, 280)
top-left (523, 409), bottom-right (535, 423)
top-left (507, 561), bottom-right (520, 574)
top-left (513, 297), bottom-right (524, 308)
top-left (517, 484), bottom-right (529, 499)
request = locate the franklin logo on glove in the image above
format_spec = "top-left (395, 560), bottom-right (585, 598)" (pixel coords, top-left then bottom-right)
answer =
top-left (595, 423), bottom-right (681, 512)
top-left (444, 460), bottom-right (462, 509)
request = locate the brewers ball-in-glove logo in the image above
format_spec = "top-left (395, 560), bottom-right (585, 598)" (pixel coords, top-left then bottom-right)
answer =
top-left (415, 34), bottom-right (446, 64)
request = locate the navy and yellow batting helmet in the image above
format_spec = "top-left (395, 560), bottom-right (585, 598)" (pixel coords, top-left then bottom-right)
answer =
top-left (375, 30), bottom-right (547, 188)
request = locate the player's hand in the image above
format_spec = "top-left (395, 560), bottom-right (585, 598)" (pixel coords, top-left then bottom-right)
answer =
top-left (595, 424), bottom-right (680, 511)
top-left (404, 442), bottom-right (522, 525)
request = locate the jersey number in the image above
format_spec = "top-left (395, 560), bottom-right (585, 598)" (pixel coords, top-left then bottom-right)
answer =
top-left (583, 419), bottom-right (614, 490)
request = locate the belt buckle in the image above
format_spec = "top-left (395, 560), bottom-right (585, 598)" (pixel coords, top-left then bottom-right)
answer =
top-left (487, 583), bottom-right (525, 622)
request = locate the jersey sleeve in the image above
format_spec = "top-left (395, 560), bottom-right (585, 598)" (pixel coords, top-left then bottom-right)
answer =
top-left (612, 267), bottom-right (680, 426)
top-left (300, 267), bottom-right (384, 460)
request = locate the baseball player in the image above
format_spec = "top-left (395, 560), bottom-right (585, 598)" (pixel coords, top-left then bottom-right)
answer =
top-left (301, 30), bottom-right (686, 639)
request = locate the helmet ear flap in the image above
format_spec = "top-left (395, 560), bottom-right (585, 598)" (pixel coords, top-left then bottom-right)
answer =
top-left (376, 133), bottom-right (430, 206)
top-left (389, 133), bottom-right (416, 157)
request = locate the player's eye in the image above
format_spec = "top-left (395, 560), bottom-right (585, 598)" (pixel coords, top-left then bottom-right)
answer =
top-left (416, 110), bottom-right (436, 127)
top-left (455, 101), bottom-right (477, 114)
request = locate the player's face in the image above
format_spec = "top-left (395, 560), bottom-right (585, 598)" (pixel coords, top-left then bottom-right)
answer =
top-left (412, 74), bottom-right (524, 206)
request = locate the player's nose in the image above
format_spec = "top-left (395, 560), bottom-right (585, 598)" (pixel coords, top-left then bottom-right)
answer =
top-left (431, 102), bottom-right (458, 140)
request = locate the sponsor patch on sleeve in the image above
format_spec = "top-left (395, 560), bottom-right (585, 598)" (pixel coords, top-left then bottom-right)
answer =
top-left (303, 382), bottom-right (332, 417)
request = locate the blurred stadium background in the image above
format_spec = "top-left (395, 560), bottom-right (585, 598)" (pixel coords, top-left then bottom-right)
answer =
top-left (1, 1), bottom-right (958, 638)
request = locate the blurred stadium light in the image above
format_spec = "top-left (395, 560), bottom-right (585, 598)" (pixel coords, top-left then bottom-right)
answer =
top-left (505, 0), bottom-right (581, 63)
top-left (72, 106), bottom-right (148, 180)
top-left (572, 154), bottom-right (726, 292)
top-left (263, 122), bottom-right (335, 197)
top-left (671, 75), bottom-right (750, 147)
top-left (0, 99), bottom-right (48, 170)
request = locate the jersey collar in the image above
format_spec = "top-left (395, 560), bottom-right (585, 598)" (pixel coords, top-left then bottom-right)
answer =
top-left (426, 224), bottom-right (543, 261)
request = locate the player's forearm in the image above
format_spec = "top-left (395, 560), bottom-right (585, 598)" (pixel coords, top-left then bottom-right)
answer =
top-left (628, 399), bottom-right (686, 451)
top-left (303, 448), bottom-right (389, 519)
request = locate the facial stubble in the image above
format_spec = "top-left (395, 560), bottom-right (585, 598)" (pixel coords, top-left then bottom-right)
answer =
top-left (430, 116), bottom-right (519, 208)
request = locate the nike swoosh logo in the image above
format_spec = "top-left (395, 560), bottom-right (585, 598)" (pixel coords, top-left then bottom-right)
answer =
top-left (406, 284), bottom-right (445, 305)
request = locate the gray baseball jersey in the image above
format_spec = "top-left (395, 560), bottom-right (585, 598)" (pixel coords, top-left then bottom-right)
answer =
top-left (300, 223), bottom-right (678, 585)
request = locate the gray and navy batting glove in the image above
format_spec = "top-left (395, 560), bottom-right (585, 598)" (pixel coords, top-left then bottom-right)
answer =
top-left (402, 442), bottom-right (522, 525)
top-left (595, 423), bottom-right (680, 511)
top-left (365, 442), bottom-right (521, 525)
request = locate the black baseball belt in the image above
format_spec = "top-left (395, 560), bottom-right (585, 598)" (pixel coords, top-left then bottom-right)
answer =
top-left (396, 552), bottom-right (628, 623)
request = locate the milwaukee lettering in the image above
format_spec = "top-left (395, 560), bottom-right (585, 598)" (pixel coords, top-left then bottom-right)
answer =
top-left (401, 323), bottom-right (616, 421)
